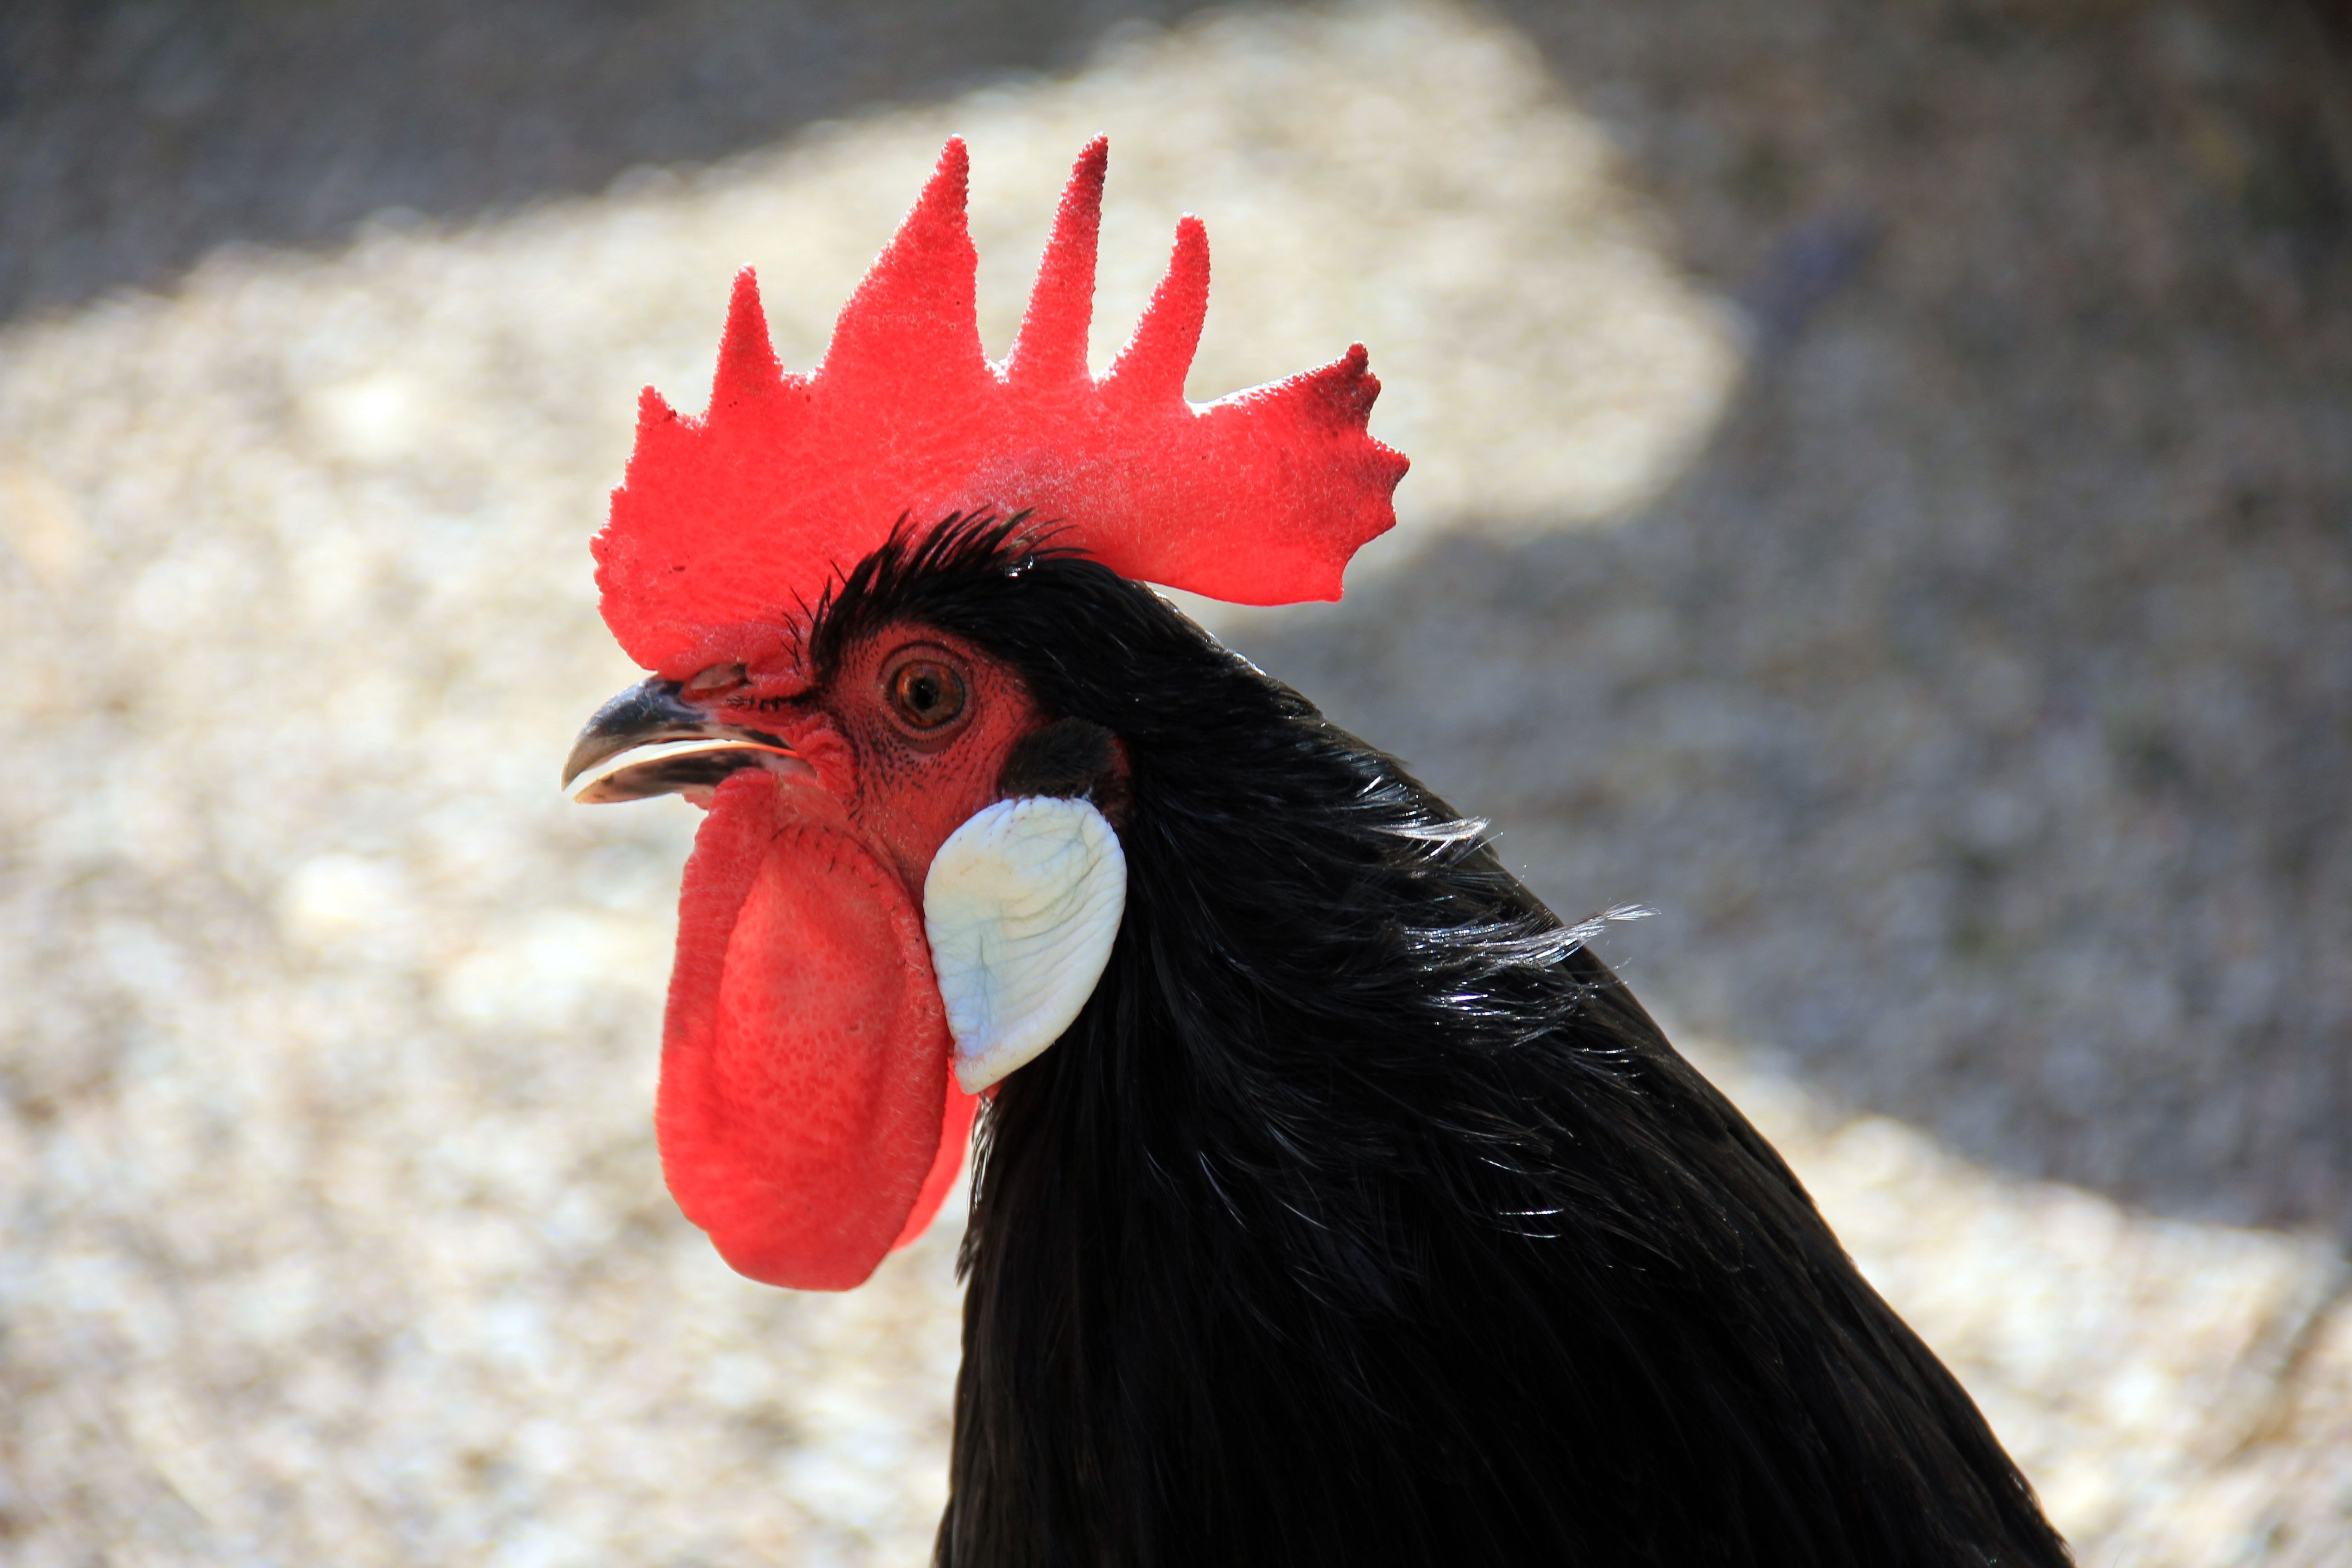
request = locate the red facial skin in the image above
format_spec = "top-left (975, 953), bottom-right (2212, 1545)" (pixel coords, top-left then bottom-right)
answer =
top-left (655, 623), bottom-right (1044, 1289)
top-left (726, 629), bottom-right (1047, 894)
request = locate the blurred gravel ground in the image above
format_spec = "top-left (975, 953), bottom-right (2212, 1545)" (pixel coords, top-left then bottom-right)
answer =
top-left (1, 1), bottom-right (2348, 1564)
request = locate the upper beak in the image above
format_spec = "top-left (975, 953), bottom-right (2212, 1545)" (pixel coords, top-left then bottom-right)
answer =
top-left (563, 677), bottom-right (804, 804)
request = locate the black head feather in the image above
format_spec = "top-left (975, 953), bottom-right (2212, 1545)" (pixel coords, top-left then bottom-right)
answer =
top-left (994, 717), bottom-right (1122, 811)
top-left (810, 516), bottom-right (2069, 1568)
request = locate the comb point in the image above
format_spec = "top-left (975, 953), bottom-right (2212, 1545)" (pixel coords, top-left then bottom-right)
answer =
top-left (826, 138), bottom-right (984, 385)
top-left (636, 384), bottom-right (680, 431)
top-left (1105, 215), bottom-right (1210, 409)
top-left (1007, 136), bottom-right (1109, 390)
top-left (711, 268), bottom-right (783, 415)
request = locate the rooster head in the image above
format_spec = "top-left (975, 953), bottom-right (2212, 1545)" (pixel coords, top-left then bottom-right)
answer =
top-left (564, 137), bottom-right (1406, 1291)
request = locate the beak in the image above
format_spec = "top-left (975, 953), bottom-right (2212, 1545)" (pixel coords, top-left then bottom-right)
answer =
top-left (563, 677), bottom-right (807, 804)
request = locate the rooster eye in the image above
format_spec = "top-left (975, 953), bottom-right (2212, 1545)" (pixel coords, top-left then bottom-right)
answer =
top-left (889, 658), bottom-right (967, 730)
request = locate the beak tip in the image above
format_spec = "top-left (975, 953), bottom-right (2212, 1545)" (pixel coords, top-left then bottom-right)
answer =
top-left (560, 735), bottom-right (617, 793)
top-left (564, 675), bottom-right (799, 804)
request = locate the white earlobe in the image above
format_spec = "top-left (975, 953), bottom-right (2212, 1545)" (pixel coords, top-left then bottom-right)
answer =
top-left (923, 796), bottom-right (1127, 1093)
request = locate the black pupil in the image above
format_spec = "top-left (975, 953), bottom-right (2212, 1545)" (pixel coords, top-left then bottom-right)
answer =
top-left (896, 662), bottom-right (962, 726)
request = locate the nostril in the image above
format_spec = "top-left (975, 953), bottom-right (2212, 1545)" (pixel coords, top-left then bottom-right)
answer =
top-left (687, 662), bottom-right (748, 696)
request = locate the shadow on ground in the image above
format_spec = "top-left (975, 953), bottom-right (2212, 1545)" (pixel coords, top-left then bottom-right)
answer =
top-left (0, 0), bottom-right (1236, 326)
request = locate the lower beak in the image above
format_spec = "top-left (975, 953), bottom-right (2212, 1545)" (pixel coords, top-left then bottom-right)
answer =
top-left (563, 677), bottom-right (806, 804)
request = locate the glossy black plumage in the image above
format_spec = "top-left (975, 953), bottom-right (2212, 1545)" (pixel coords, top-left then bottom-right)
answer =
top-left (812, 519), bottom-right (2071, 1568)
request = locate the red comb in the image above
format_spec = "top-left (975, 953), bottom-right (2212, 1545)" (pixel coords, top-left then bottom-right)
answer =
top-left (593, 136), bottom-right (1409, 676)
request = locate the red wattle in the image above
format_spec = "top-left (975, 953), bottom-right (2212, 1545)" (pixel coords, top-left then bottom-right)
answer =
top-left (656, 770), bottom-right (951, 1289)
top-left (893, 1084), bottom-right (980, 1251)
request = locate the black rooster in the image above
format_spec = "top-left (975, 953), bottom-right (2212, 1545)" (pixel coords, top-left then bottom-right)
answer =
top-left (561, 139), bottom-right (2072, 1567)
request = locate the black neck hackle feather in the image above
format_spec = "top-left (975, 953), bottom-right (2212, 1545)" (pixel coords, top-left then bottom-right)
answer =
top-left (805, 516), bottom-right (2071, 1568)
